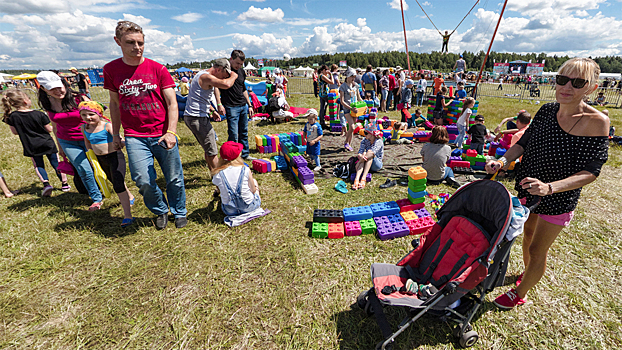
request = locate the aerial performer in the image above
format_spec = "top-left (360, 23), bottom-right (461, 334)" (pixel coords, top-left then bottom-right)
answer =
top-left (414, 0), bottom-right (479, 53)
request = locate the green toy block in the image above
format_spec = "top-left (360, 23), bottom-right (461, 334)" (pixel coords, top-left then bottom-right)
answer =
top-left (261, 135), bottom-right (267, 146)
top-left (462, 144), bottom-right (470, 150)
top-left (408, 195), bottom-right (425, 205)
top-left (360, 219), bottom-right (377, 235)
top-left (312, 222), bottom-right (329, 239)
top-left (350, 100), bottom-right (367, 109)
top-left (408, 177), bottom-right (427, 188)
top-left (408, 183), bottom-right (427, 193)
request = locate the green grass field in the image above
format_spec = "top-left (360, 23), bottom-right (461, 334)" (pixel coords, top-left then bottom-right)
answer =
top-left (1, 94), bottom-right (621, 350)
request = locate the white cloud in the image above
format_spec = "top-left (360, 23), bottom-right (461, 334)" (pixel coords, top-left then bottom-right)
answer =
top-left (357, 18), bottom-right (367, 27)
top-left (387, 0), bottom-right (408, 11)
top-left (211, 10), bottom-right (229, 16)
top-left (122, 13), bottom-right (151, 27)
top-left (421, 1), bottom-right (431, 6)
top-left (233, 33), bottom-right (294, 57)
top-left (172, 12), bottom-right (203, 23)
top-left (237, 6), bottom-right (284, 22)
top-left (243, 0), bottom-right (266, 2)
top-left (284, 17), bottom-right (342, 26)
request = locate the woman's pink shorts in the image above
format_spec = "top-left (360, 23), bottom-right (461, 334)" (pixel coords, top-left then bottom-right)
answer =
top-left (520, 198), bottom-right (574, 227)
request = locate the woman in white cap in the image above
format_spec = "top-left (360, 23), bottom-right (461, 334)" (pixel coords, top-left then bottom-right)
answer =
top-left (339, 67), bottom-right (363, 152)
top-left (36, 71), bottom-right (103, 211)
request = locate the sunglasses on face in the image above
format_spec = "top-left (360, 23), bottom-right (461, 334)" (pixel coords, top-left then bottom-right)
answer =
top-left (556, 75), bottom-right (589, 89)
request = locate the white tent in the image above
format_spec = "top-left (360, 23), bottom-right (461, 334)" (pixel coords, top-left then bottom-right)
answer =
top-left (293, 66), bottom-right (314, 77)
top-left (0, 73), bottom-right (13, 83)
top-left (243, 63), bottom-right (257, 71)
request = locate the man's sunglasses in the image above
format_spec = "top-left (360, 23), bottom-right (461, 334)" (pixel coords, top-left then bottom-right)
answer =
top-left (556, 75), bottom-right (589, 89)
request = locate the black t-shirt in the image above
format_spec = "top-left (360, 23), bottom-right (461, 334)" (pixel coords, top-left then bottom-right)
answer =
top-left (6, 111), bottom-right (57, 157)
top-left (434, 91), bottom-right (444, 111)
top-left (221, 66), bottom-right (247, 107)
top-left (467, 124), bottom-right (487, 144)
top-left (75, 73), bottom-right (87, 90)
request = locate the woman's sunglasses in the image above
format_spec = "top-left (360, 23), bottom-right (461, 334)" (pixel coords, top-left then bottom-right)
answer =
top-left (556, 75), bottom-right (589, 89)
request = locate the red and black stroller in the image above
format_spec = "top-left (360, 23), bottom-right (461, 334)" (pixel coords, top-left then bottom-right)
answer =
top-left (357, 180), bottom-right (535, 349)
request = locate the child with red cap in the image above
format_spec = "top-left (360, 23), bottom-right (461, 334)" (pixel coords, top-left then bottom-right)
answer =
top-left (211, 141), bottom-right (261, 216)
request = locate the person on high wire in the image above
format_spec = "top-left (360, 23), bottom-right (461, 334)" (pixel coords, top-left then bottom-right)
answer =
top-left (441, 30), bottom-right (453, 53)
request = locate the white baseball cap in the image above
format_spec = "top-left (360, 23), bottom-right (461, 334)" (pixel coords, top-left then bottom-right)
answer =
top-left (36, 71), bottom-right (64, 90)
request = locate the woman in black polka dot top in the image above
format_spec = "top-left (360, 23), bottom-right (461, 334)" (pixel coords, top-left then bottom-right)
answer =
top-left (485, 58), bottom-right (610, 310)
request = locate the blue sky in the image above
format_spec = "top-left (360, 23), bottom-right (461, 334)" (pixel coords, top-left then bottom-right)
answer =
top-left (1, 0), bottom-right (621, 69)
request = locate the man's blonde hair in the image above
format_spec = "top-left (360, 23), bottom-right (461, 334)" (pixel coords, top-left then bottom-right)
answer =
top-left (115, 21), bottom-right (144, 39)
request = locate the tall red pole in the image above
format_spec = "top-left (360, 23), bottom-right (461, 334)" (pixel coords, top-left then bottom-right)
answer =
top-left (401, 0), bottom-right (412, 75)
top-left (474, 0), bottom-right (508, 98)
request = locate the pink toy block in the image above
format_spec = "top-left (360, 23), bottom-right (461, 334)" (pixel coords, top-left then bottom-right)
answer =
top-left (448, 160), bottom-right (471, 168)
top-left (344, 221), bottom-right (362, 236)
top-left (406, 216), bottom-right (436, 235)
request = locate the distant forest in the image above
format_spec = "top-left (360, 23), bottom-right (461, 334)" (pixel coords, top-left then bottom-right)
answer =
top-left (4, 51), bottom-right (622, 74)
top-left (166, 51), bottom-right (622, 74)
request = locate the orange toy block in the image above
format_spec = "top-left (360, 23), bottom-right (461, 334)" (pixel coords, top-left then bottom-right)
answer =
top-left (409, 166), bottom-right (427, 180)
top-left (328, 222), bottom-right (345, 239)
top-left (401, 211), bottom-right (418, 222)
top-left (401, 132), bottom-right (414, 138)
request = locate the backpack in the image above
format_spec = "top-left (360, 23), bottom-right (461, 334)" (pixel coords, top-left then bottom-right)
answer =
top-left (267, 96), bottom-right (281, 114)
top-left (333, 156), bottom-right (358, 179)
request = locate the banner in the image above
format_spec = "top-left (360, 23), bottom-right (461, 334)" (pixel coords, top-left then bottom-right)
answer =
top-left (313, 63), bottom-right (319, 67)
top-left (339, 60), bottom-right (347, 67)
top-left (526, 63), bottom-right (544, 76)
top-left (493, 62), bottom-right (509, 75)
top-left (258, 59), bottom-right (264, 66)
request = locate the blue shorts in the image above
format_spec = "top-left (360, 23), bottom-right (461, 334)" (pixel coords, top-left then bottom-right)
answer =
top-left (306, 143), bottom-right (321, 156)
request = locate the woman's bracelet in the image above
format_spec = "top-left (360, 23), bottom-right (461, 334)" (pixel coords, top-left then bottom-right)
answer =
top-left (547, 183), bottom-right (554, 195)
top-left (166, 130), bottom-right (179, 139)
top-left (497, 156), bottom-right (507, 168)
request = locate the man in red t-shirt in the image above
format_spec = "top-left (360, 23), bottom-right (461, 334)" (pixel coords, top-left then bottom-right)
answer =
top-left (387, 71), bottom-right (396, 110)
top-left (433, 73), bottom-right (445, 94)
top-left (104, 20), bottom-right (187, 230)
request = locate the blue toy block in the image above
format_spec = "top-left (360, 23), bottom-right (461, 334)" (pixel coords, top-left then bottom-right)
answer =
top-left (297, 145), bottom-right (307, 154)
top-left (451, 149), bottom-right (463, 157)
top-left (387, 213), bottom-right (405, 224)
top-left (343, 206), bottom-right (373, 222)
top-left (370, 201), bottom-right (400, 217)
top-left (407, 188), bottom-right (428, 200)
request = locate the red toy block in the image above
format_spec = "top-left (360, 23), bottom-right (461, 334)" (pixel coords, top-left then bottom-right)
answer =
top-left (406, 217), bottom-right (436, 235)
top-left (466, 149), bottom-right (478, 157)
top-left (258, 145), bottom-right (265, 154)
top-left (396, 198), bottom-right (425, 212)
top-left (328, 223), bottom-right (345, 239)
top-left (252, 159), bottom-right (268, 173)
top-left (448, 160), bottom-right (471, 168)
top-left (344, 221), bottom-right (362, 236)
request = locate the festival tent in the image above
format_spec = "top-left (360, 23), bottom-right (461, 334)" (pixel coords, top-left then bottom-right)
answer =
top-left (175, 67), bottom-right (192, 74)
top-left (12, 73), bottom-right (37, 80)
top-left (257, 66), bottom-right (277, 78)
top-left (0, 73), bottom-right (13, 82)
top-left (293, 66), bottom-right (314, 77)
top-left (244, 63), bottom-right (257, 71)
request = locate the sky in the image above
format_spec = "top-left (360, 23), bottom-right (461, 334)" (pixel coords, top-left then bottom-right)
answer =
top-left (1, 0), bottom-right (622, 70)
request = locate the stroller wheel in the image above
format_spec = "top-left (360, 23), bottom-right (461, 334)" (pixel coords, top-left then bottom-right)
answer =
top-left (453, 323), bottom-right (473, 338)
top-left (357, 289), bottom-right (375, 316)
top-left (459, 330), bottom-right (479, 348)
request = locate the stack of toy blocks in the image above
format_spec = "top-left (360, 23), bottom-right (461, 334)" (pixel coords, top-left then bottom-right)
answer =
top-left (408, 167), bottom-right (427, 205)
top-left (445, 124), bottom-right (458, 143)
top-left (251, 159), bottom-right (277, 173)
top-left (312, 209), bottom-right (345, 238)
top-left (280, 139), bottom-right (318, 194)
top-left (343, 206), bottom-right (374, 236)
top-left (255, 132), bottom-right (305, 154)
top-left (463, 149), bottom-right (487, 170)
top-left (426, 98), bottom-right (479, 125)
top-left (403, 208), bottom-right (436, 235)
top-left (488, 141), bottom-right (499, 157)
top-left (327, 89), bottom-right (341, 132)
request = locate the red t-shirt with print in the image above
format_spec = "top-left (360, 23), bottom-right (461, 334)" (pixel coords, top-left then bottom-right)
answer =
top-left (103, 57), bottom-right (176, 137)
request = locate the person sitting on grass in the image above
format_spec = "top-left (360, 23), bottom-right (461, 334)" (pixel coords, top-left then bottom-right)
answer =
top-left (211, 141), bottom-right (262, 216)
top-left (421, 126), bottom-right (461, 189)
top-left (390, 122), bottom-right (414, 144)
top-left (352, 124), bottom-right (384, 190)
top-left (433, 86), bottom-right (449, 126)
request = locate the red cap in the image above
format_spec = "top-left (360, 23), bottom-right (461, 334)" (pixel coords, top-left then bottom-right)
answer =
top-left (220, 141), bottom-right (243, 161)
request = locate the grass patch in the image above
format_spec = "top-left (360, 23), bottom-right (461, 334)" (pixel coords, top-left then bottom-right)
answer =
top-left (0, 94), bottom-right (621, 349)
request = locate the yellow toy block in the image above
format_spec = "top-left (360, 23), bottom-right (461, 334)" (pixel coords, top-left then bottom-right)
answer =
top-left (401, 211), bottom-right (418, 222)
top-left (418, 127), bottom-right (425, 131)
top-left (255, 135), bottom-right (262, 147)
top-left (359, 129), bottom-right (366, 136)
top-left (409, 166), bottom-right (427, 180)
top-left (270, 160), bottom-right (277, 170)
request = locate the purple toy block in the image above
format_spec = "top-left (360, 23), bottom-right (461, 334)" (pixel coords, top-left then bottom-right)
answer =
top-left (331, 125), bottom-right (343, 132)
top-left (350, 172), bottom-right (372, 183)
top-left (414, 208), bottom-right (431, 218)
top-left (377, 220), bottom-right (410, 241)
top-left (291, 155), bottom-right (308, 168)
top-left (446, 125), bottom-right (458, 134)
top-left (344, 221), bottom-right (362, 236)
top-left (475, 162), bottom-right (486, 167)
top-left (297, 166), bottom-right (314, 180)
top-left (447, 156), bottom-right (462, 165)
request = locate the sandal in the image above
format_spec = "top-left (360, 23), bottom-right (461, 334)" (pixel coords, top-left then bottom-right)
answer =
top-left (88, 202), bottom-right (102, 212)
top-left (359, 180), bottom-right (367, 189)
top-left (129, 197), bottom-right (135, 206)
top-left (352, 180), bottom-right (360, 190)
top-left (121, 217), bottom-right (136, 228)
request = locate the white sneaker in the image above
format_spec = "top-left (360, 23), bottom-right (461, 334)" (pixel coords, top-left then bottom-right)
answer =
top-left (313, 165), bottom-right (322, 171)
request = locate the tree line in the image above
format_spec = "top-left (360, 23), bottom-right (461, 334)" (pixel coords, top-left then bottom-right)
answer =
top-left (165, 51), bottom-right (622, 74)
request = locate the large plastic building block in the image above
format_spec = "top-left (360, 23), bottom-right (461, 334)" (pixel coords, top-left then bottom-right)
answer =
top-left (331, 125), bottom-right (343, 133)
top-left (344, 221), bottom-right (362, 236)
top-left (350, 172), bottom-right (372, 183)
top-left (387, 213), bottom-right (404, 224)
top-left (328, 223), bottom-right (345, 239)
top-left (302, 183), bottom-right (318, 194)
top-left (272, 156), bottom-right (288, 170)
top-left (496, 148), bottom-right (507, 158)
top-left (406, 217), bottom-right (435, 235)
top-left (408, 189), bottom-right (428, 200)
top-left (343, 206), bottom-right (373, 222)
top-left (291, 155), bottom-right (307, 169)
top-left (313, 209), bottom-right (344, 223)
top-left (312, 222), bottom-right (328, 238)
top-left (445, 125), bottom-right (458, 134)
top-left (414, 208), bottom-right (431, 218)
top-left (448, 160), bottom-right (471, 168)
top-left (297, 166), bottom-right (315, 184)
top-left (252, 159), bottom-right (269, 173)
top-left (401, 211), bottom-right (418, 222)
top-left (466, 149), bottom-right (478, 157)
top-left (407, 195), bottom-right (425, 205)
top-left (396, 198), bottom-right (425, 212)
top-left (370, 201), bottom-right (400, 217)
top-left (360, 218), bottom-right (377, 235)
top-left (375, 216), bottom-right (410, 241)
top-left (409, 166), bottom-right (427, 180)
top-left (451, 149), bottom-right (463, 157)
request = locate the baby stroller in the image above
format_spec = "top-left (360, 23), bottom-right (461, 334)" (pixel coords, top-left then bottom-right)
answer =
top-left (357, 180), bottom-right (535, 349)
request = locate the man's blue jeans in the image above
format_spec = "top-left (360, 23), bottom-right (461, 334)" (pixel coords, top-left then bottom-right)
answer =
top-left (225, 105), bottom-right (250, 158)
top-left (125, 137), bottom-right (187, 218)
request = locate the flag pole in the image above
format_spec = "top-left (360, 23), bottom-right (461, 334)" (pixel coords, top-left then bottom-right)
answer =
top-left (474, 0), bottom-right (508, 99)
top-left (401, 0), bottom-right (412, 74)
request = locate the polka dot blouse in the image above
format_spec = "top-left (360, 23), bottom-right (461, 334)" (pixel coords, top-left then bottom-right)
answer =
top-left (515, 102), bottom-right (609, 215)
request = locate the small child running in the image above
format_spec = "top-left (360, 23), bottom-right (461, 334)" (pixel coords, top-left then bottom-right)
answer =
top-left (302, 109), bottom-right (324, 171)
top-left (79, 101), bottom-right (135, 227)
top-left (2, 88), bottom-right (70, 196)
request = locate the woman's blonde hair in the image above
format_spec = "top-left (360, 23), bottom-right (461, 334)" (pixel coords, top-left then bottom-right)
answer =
top-left (211, 155), bottom-right (245, 177)
top-left (558, 58), bottom-right (601, 88)
top-left (1, 89), bottom-right (28, 122)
